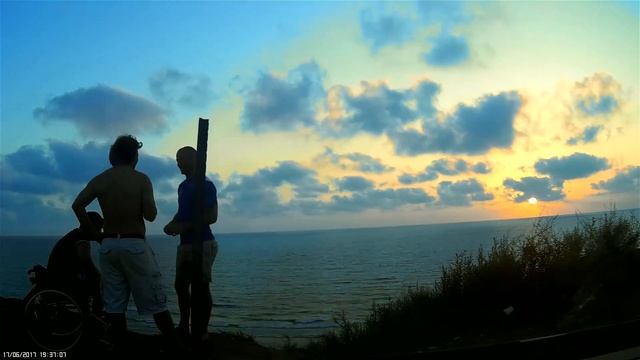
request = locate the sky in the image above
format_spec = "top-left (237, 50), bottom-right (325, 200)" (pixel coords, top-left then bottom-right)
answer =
top-left (1, 1), bottom-right (639, 236)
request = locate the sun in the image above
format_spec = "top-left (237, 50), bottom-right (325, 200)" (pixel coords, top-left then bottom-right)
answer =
top-left (528, 197), bottom-right (538, 205)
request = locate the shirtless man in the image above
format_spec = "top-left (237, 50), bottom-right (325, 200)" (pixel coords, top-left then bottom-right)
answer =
top-left (72, 135), bottom-right (180, 350)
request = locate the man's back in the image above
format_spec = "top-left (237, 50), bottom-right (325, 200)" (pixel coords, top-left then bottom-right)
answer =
top-left (77, 166), bottom-right (156, 235)
top-left (47, 228), bottom-right (84, 279)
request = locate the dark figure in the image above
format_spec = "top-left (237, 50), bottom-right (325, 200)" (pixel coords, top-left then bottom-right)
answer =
top-left (72, 135), bottom-right (182, 351)
top-left (164, 146), bottom-right (218, 347)
top-left (47, 211), bottom-right (104, 314)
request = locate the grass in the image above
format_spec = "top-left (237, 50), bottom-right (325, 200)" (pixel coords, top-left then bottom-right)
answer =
top-left (304, 211), bottom-right (640, 358)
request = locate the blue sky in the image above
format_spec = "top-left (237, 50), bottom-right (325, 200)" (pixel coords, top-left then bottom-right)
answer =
top-left (1, 1), bottom-right (638, 235)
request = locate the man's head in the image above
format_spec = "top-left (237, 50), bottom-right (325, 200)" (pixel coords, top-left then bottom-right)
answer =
top-left (176, 146), bottom-right (197, 177)
top-left (109, 135), bottom-right (142, 167)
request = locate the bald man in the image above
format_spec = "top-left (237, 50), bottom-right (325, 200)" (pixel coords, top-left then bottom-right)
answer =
top-left (164, 146), bottom-right (218, 347)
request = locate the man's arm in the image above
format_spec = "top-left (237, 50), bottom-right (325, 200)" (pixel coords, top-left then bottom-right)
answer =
top-left (164, 181), bottom-right (217, 235)
top-left (141, 175), bottom-right (157, 222)
top-left (72, 180), bottom-right (99, 239)
top-left (205, 199), bottom-right (218, 225)
top-left (163, 213), bottom-right (180, 236)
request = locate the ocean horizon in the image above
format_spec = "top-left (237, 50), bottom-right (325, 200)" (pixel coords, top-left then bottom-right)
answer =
top-left (1, 208), bottom-right (638, 345)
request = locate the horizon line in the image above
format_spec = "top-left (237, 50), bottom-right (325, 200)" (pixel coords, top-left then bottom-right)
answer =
top-left (1, 207), bottom-right (637, 238)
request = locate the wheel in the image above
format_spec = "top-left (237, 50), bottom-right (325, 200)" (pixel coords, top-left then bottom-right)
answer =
top-left (24, 289), bottom-right (84, 351)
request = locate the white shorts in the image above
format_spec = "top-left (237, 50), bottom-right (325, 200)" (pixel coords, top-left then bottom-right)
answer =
top-left (99, 239), bottom-right (167, 315)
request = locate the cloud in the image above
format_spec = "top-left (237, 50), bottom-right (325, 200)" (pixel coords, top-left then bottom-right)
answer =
top-left (241, 61), bottom-right (325, 133)
top-left (503, 176), bottom-right (565, 203)
top-left (417, 1), bottom-right (471, 67)
top-left (472, 162), bottom-right (491, 174)
top-left (334, 176), bottom-right (375, 192)
top-left (437, 178), bottom-right (493, 206)
top-left (220, 161), bottom-right (438, 216)
top-left (360, 8), bottom-right (415, 53)
top-left (415, 80), bottom-right (441, 119)
top-left (399, 158), bottom-right (491, 184)
top-left (391, 91), bottom-right (521, 155)
top-left (1, 140), bottom-right (179, 190)
top-left (0, 191), bottom-right (73, 235)
top-left (591, 166), bottom-right (640, 194)
top-left (566, 125), bottom-right (603, 145)
top-left (572, 73), bottom-right (621, 117)
top-left (577, 96), bottom-right (618, 116)
top-left (34, 84), bottom-right (167, 139)
top-left (222, 161), bottom-right (328, 216)
top-left (0, 161), bottom-right (64, 195)
top-left (326, 188), bottom-right (436, 212)
top-left (0, 140), bottom-right (192, 234)
top-left (398, 171), bottom-right (438, 185)
top-left (314, 147), bottom-right (394, 173)
top-left (423, 31), bottom-right (470, 67)
top-left (322, 82), bottom-right (418, 137)
top-left (149, 68), bottom-right (216, 108)
top-left (534, 152), bottom-right (610, 183)
top-left (416, 1), bottom-right (469, 29)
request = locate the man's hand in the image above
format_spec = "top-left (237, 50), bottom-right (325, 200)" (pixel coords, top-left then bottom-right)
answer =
top-left (164, 222), bottom-right (179, 236)
top-left (164, 221), bottom-right (192, 236)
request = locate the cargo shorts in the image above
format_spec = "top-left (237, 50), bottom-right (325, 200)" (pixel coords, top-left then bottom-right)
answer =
top-left (99, 239), bottom-right (168, 315)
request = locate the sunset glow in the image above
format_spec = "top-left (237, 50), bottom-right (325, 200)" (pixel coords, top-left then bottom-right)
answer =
top-left (1, 1), bottom-right (638, 235)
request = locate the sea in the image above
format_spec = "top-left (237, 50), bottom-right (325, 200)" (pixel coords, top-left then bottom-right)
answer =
top-left (1, 209), bottom-right (637, 346)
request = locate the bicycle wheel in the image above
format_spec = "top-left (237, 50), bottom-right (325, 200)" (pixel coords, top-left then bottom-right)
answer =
top-left (24, 289), bottom-right (84, 351)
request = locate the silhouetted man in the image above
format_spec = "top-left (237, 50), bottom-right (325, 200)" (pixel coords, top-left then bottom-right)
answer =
top-left (72, 135), bottom-right (181, 350)
top-left (47, 211), bottom-right (104, 314)
top-left (164, 146), bottom-right (218, 347)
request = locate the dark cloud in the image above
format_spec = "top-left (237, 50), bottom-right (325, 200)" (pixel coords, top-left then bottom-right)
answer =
top-left (399, 158), bottom-right (490, 185)
top-left (323, 82), bottom-right (417, 137)
top-left (327, 188), bottom-right (435, 212)
top-left (429, 158), bottom-right (469, 175)
top-left (315, 147), bottom-right (394, 173)
top-left (503, 176), bottom-right (565, 203)
top-left (0, 191), bottom-right (73, 235)
top-left (398, 171), bottom-right (438, 185)
top-left (1, 140), bottom-right (179, 191)
top-left (423, 31), bottom-right (469, 67)
top-left (472, 162), bottom-right (491, 174)
top-left (415, 81), bottom-right (441, 119)
top-left (359, 8), bottom-right (415, 52)
top-left (437, 178), bottom-right (493, 206)
top-left (241, 62), bottom-right (325, 133)
top-left (577, 96), bottom-right (618, 116)
top-left (0, 140), bottom-right (191, 234)
top-left (47, 141), bottom-right (110, 182)
top-left (0, 161), bottom-right (63, 195)
top-left (334, 176), bottom-right (375, 192)
top-left (4, 145), bottom-right (58, 178)
top-left (566, 125), bottom-right (603, 145)
top-left (219, 161), bottom-right (438, 216)
top-left (149, 68), bottom-right (216, 108)
top-left (391, 91), bottom-right (521, 155)
top-left (417, 1), bottom-right (471, 67)
top-left (534, 152), bottom-right (610, 183)
top-left (591, 166), bottom-right (640, 194)
top-left (222, 161), bottom-right (328, 216)
top-left (34, 84), bottom-right (167, 139)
